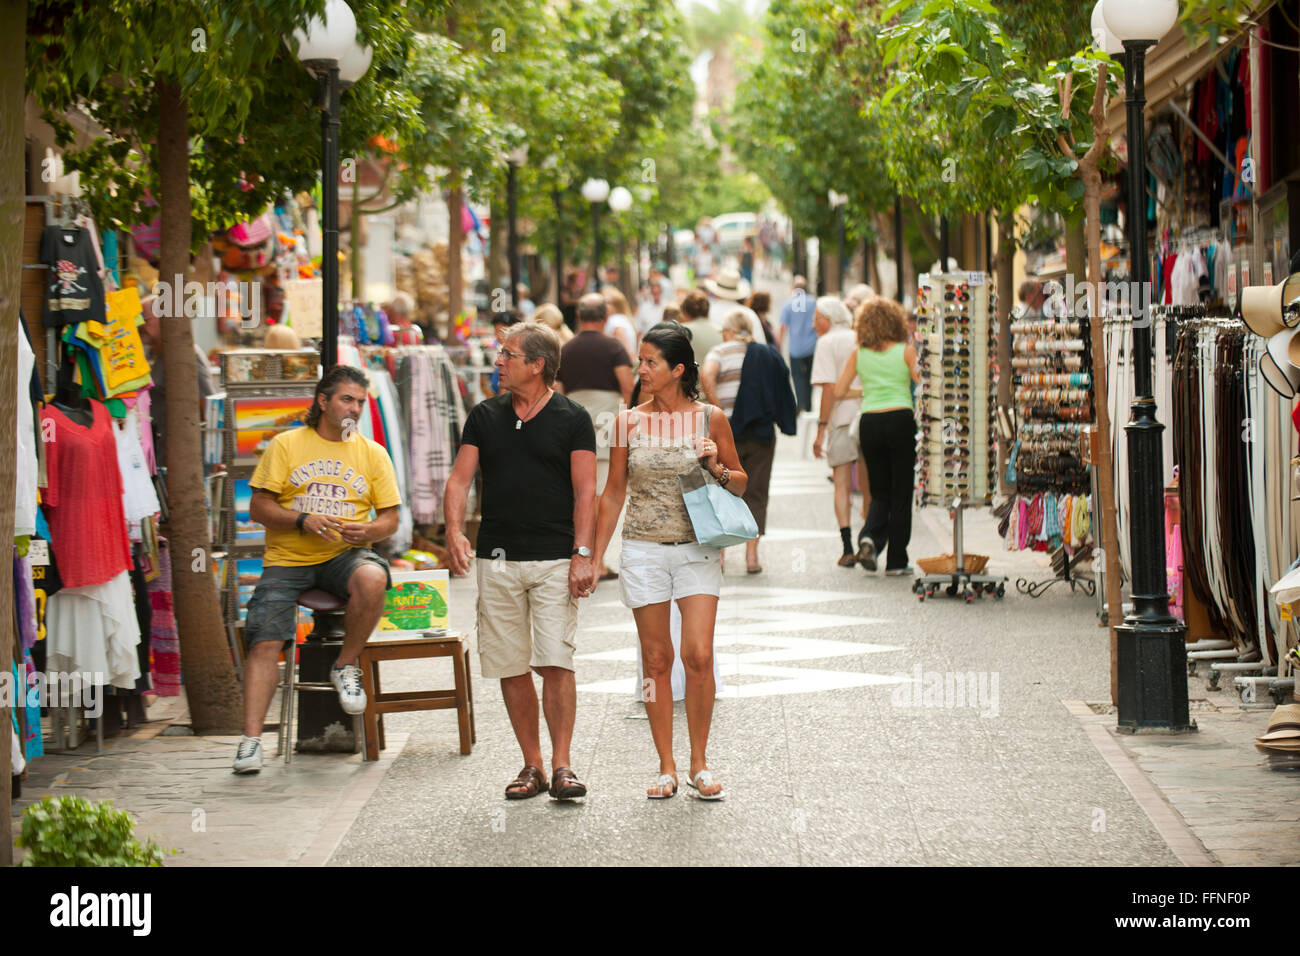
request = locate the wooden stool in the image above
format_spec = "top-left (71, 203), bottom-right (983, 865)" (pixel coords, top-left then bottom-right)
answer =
top-left (277, 588), bottom-right (362, 764)
top-left (358, 632), bottom-right (476, 760)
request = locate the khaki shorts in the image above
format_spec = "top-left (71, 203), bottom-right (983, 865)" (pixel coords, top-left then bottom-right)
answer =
top-left (827, 424), bottom-right (859, 467)
top-left (476, 559), bottom-right (577, 678)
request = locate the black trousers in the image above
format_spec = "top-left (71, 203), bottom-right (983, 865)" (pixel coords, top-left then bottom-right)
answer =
top-left (859, 409), bottom-right (917, 570)
top-left (790, 354), bottom-right (814, 412)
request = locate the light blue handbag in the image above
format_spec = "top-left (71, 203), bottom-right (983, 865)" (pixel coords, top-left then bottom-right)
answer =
top-left (676, 407), bottom-right (759, 548)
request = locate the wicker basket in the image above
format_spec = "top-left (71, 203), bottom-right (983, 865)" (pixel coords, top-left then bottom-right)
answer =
top-left (916, 553), bottom-right (990, 575)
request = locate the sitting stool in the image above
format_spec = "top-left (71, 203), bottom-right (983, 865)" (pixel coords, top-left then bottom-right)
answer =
top-left (277, 588), bottom-right (364, 764)
top-left (358, 633), bottom-right (476, 761)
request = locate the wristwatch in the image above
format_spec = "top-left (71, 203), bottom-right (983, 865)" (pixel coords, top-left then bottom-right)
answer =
top-left (571, 547), bottom-right (592, 558)
top-left (296, 513), bottom-right (308, 533)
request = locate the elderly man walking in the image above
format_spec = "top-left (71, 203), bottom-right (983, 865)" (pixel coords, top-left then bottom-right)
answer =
top-left (444, 323), bottom-right (598, 801)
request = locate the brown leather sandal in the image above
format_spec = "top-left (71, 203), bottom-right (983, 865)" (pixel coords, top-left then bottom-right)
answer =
top-left (505, 765), bottom-right (548, 800)
top-left (548, 766), bottom-right (588, 800)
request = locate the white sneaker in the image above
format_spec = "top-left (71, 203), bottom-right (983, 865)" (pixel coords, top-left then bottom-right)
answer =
top-left (330, 664), bottom-right (367, 715)
top-left (233, 736), bottom-right (263, 774)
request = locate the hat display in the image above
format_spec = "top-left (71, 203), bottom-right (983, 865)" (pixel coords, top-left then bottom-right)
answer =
top-left (1259, 329), bottom-right (1300, 398)
top-left (704, 269), bottom-right (751, 302)
top-left (1243, 274), bottom-right (1300, 338)
top-left (1256, 703), bottom-right (1300, 744)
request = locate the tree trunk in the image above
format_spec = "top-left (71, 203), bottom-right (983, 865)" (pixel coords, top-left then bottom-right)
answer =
top-left (996, 210), bottom-right (1016, 495)
top-left (1065, 210), bottom-right (1086, 282)
top-left (1080, 62), bottom-right (1125, 700)
top-left (487, 193), bottom-right (505, 306)
top-left (446, 171), bottom-right (463, 330)
top-left (906, 199), bottom-right (941, 263)
top-left (157, 82), bottom-right (242, 733)
top-left (0, 0), bottom-right (25, 865)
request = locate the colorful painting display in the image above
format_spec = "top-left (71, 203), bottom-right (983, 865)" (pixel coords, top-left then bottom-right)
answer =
top-left (231, 395), bottom-right (310, 464)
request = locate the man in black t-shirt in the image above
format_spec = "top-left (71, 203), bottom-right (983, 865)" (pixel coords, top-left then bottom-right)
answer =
top-left (444, 322), bottom-right (597, 802)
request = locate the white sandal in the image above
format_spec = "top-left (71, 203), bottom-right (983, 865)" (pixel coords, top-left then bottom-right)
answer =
top-left (647, 773), bottom-right (678, 799)
top-left (687, 769), bottom-right (725, 800)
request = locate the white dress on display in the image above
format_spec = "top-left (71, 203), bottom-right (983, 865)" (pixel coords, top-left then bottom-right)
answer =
top-left (46, 570), bottom-right (142, 690)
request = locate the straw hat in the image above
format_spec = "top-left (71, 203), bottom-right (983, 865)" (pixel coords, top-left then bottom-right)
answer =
top-left (704, 268), bottom-right (751, 302)
top-left (1255, 703), bottom-right (1300, 743)
top-left (1243, 278), bottom-right (1295, 338)
top-left (1260, 329), bottom-right (1300, 398)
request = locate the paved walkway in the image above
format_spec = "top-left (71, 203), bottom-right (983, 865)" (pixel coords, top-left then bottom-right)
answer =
top-left (13, 426), bottom-right (1300, 865)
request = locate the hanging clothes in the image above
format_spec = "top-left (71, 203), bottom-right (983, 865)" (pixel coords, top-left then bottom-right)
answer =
top-left (41, 224), bottom-right (106, 328)
top-left (39, 401), bottom-right (134, 588)
top-left (45, 570), bottom-right (141, 689)
top-left (16, 314), bottom-right (39, 537)
top-left (146, 538), bottom-right (180, 697)
top-left (114, 410), bottom-right (161, 530)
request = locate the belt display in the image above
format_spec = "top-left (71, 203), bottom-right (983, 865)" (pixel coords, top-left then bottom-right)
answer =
top-left (1108, 305), bottom-right (1300, 666)
top-left (914, 272), bottom-right (997, 507)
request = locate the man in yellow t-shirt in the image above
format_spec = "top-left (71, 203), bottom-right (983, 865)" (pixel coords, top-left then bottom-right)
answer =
top-left (234, 365), bottom-right (401, 774)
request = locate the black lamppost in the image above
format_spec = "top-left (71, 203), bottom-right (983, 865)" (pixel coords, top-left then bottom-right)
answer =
top-left (1099, 0), bottom-right (1193, 732)
top-left (291, 0), bottom-right (371, 372)
top-left (582, 178), bottom-right (610, 292)
top-left (506, 144), bottom-right (528, 308)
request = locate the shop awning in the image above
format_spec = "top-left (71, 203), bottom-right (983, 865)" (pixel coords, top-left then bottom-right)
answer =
top-left (1103, 8), bottom-right (1266, 139)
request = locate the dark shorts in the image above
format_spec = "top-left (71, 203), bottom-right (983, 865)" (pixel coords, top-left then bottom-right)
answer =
top-left (244, 548), bottom-right (392, 646)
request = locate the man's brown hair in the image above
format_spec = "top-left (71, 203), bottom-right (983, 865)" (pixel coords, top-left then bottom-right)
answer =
top-left (679, 290), bottom-right (710, 320)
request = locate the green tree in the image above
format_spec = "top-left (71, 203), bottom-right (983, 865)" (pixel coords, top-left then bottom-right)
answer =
top-left (26, 0), bottom-right (418, 732)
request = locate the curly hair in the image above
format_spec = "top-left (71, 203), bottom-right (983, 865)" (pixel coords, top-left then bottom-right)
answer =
top-left (854, 297), bottom-right (909, 349)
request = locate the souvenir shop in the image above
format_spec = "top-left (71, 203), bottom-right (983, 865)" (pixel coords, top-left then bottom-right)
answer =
top-left (1085, 12), bottom-right (1300, 704)
top-left (13, 196), bottom-right (182, 792)
top-left (12, 183), bottom-right (495, 788)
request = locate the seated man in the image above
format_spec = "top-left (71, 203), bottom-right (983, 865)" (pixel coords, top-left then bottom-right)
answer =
top-left (234, 365), bottom-right (401, 773)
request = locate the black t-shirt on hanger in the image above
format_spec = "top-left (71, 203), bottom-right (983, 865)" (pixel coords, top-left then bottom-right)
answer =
top-left (40, 224), bottom-right (106, 328)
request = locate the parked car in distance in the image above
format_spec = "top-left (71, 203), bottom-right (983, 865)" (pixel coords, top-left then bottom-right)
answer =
top-left (712, 212), bottom-right (758, 254)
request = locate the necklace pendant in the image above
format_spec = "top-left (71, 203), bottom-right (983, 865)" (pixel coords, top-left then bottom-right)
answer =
top-left (515, 418), bottom-right (522, 430)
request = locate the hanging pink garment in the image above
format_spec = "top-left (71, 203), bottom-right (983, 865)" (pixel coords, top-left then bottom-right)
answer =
top-left (1164, 480), bottom-right (1184, 622)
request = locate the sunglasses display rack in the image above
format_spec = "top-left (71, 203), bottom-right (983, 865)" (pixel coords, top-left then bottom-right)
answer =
top-left (912, 271), bottom-right (1007, 603)
top-left (1004, 309), bottom-right (1099, 600)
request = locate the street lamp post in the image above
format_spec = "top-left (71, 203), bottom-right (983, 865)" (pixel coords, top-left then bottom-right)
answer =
top-left (291, 0), bottom-right (371, 371)
top-left (288, 0), bottom-right (372, 752)
top-left (582, 178), bottom-right (610, 292)
top-left (506, 144), bottom-right (528, 308)
top-left (1100, 0), bottom-right (1192, 733)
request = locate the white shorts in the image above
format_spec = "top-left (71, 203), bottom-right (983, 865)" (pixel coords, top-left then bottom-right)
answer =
top-left (618, 539), bottom-right (722, 609)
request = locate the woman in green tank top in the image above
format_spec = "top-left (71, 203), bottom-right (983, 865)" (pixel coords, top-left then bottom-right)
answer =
top-left (833, 298), bottom-right (920, 573)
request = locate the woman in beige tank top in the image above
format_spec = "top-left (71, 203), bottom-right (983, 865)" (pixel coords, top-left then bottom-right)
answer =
top-left (594, 326), bottom-right (748, 799)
